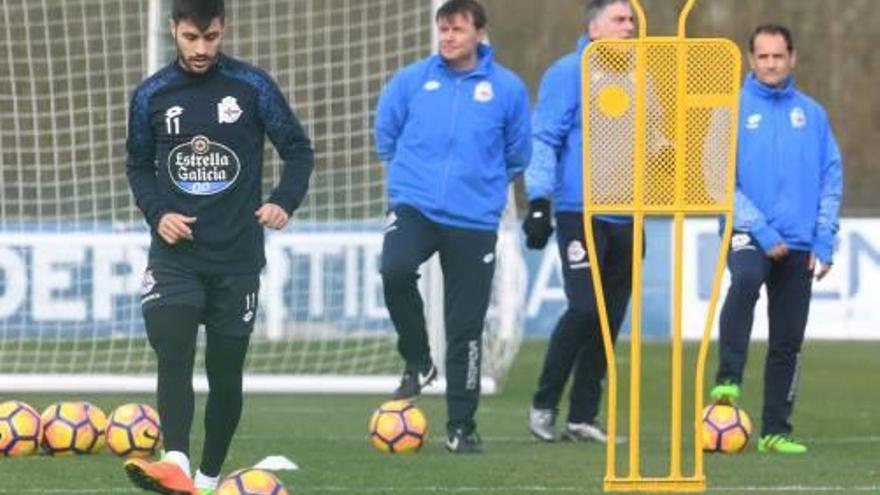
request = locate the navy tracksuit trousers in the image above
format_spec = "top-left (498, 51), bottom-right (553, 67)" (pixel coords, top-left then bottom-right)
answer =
top-left (532, 213), bottom-right (634, 424)
top-left (716, 232), bottom-right (813, 436)
top-left (380, 205), bottom-right (497, 435)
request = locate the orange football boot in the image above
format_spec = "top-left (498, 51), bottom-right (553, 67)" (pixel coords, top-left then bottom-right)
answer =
top-left (124, 458), bottom-right (196, 495)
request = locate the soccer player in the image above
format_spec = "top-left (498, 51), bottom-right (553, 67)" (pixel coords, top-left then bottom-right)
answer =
top-left (375, 0), bottom-right (531, 454)
top-left (709, 24), bottom-right (843, 454)
top-left (123, 0), bottom-right (314, 493)
top-left (524, 0), bottom-right (637, 443)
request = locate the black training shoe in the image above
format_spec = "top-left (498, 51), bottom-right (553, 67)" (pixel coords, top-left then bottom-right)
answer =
top-left (445, 428), bottom-right (484, 454)
top-left (391, 364), bottom-right (437, 400)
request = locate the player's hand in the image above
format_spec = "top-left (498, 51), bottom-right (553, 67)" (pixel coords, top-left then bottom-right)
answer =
top-left (766, 243), bottom-right (788, 261)
top-left (157, 213), bottom-right (196, 245)
top-left (256, 203), bottom-right (290, 230)
top-left (809, 254), bottom-right (832, 281)
top-left (522, 198), bottom-right (554, 250)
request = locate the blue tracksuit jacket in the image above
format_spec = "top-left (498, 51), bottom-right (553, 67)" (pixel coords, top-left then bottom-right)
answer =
top-left (734, 72), bottom-right (843, 264)
top-left (524, 36), bottom-right (630, 224)
top-left (374, 44), bottom-right (531, 230)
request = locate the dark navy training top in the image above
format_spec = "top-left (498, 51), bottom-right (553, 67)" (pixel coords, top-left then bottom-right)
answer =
top-left (126, 53), bottom-right (314, 274)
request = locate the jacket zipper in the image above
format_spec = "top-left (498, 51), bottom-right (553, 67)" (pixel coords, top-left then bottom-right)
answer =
top-left (772, 97), bottom-right (785, 222)
top-left (440, 76), bottom-right (464, 211)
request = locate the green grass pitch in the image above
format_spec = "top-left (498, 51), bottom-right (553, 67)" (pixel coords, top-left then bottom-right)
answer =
top-left (1, 340), bottom-right (878, 494)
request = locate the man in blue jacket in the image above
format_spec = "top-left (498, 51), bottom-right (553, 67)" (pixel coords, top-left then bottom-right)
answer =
top-left (710, 24), bottom-right (843, 454)
top-left (374, 0), bottom-right (531, 453)
top-left (524, 0), bottom-right (636, 443)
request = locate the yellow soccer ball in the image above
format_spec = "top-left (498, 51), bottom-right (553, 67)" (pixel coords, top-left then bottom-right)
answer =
top-left (40, 401), bottom-right (107, 455)
top-left (702, 403), bottom-right (753, 454)
top-left (216, 468), bottom-right (289, 495)
top-left (105, 403), bottom-right (162, 457)
top-left (0, 400), bottom-right (42, 456)
top-left (368, 400), bottom-right (427, 454)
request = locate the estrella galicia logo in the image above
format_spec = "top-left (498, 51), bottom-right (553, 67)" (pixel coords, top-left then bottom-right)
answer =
top-left (168, 135), bottom-right (241, 195)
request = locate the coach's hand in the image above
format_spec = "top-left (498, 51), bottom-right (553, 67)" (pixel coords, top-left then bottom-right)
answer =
top-left (522, 198), bottom-right (554, 250)
top-left (157, 213), bottom-right (196, 245)
top-left (809, 254), bottom-right (832, 281)
top-left (766, 242), bottom-right (788, 261)
top-left (256, 203), bottom-right (290, 230)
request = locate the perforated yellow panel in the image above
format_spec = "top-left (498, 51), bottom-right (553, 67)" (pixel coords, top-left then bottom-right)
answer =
top-left (582, 39), bottom-right (740, 214)
top-left (580, 32), bottom-right (742, 494)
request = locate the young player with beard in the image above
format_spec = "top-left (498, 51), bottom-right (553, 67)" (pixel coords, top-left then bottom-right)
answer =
top-left (123, 0), bottom-right (313, 492)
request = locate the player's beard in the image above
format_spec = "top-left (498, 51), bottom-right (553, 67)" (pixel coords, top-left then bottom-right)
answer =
top-left (178, 52), bottom-right (219, 75)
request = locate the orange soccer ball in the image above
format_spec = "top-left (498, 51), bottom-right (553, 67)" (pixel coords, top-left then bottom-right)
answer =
top-left (0, 400), bottom-right (42, 456)
top-left (216, 468), bottom-right (289, 495)
top-left (105, 403), bottom-right (162, 457)
top-left (40, 401), bottom-right (108, 455)
top-left (702, 403), bottom-right (753, 454)
top-left (368, 400), bottom-right (428, 454)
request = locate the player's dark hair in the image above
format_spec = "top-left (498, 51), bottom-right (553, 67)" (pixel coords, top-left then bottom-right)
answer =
top-left (749, 24), bottom-right (795, 53)
top-left (585, 0), bottom-right (630, 23)
top-left (172, 0), bottom-right (225, 30)
top-left (436, 0), bottom-right (488, 30)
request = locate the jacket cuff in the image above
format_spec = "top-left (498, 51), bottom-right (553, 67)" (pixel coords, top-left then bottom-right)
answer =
top-left (813, 233), bottom-right (836, 265)
top-left (268, 192), bottom-right (297, 216)
top-left (751, 225), bottom-right (783, 253)
top-left (529, 198), bottom-right (551, 211)
top-left (146, 206), bottom-right (170, 232)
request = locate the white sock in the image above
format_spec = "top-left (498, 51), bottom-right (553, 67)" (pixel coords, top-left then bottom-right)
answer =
top-left (194, 470), bottom-right (220, 490)
top-left (162, 450), bottom-right (191, 478)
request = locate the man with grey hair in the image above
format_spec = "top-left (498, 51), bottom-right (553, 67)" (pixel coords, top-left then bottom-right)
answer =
top-left (523, 0), bottom-right (635, 443)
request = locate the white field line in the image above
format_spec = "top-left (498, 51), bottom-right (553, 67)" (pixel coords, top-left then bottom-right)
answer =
top-left (711, 487), bottom-right (880, 493)
top-left (2, 485), bottom-right (879, 494)
top-left (230, 433), bottom-right (880, 445)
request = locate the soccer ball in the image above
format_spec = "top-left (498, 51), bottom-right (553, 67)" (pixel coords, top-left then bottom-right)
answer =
top-left (105, 403), bottom-right (162, 457)
top-left (0, 400), bottom-right (42, 456)
top-left (368, 400), bottom-right (427, 454)
top-left (702, 403), bottom-right (752, 453)
top-left (216, 468), bottom-right (289, 495)
top-left (40, 401), bottom-right (108, 455)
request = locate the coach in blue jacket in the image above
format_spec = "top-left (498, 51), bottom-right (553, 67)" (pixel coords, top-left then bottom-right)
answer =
top-left (709, 24), bottom-right (843, 454)
top-left (374, 0), bottom-right (530, 454)
top-left (524, 0), bottom-right (636, 444)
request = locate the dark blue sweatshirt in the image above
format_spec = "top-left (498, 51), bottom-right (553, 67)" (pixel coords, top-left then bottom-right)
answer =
top-left (126, 53), bottom-right (314, 274)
